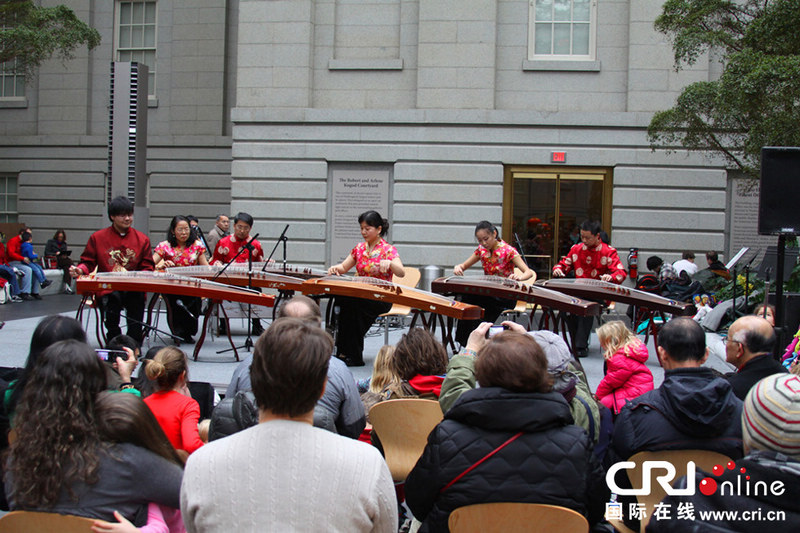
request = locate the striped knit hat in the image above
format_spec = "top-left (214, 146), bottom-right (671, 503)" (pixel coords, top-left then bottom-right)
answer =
top-left (742, 373), bottom-right (800, 459)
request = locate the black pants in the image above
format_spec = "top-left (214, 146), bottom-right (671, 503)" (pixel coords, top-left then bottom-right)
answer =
top-left (333, 296), bottom-right (391, 363)
top-left (455, 294), bottom-right (515, 346)
top-left (165, 294), bottom-right (201, 340)
top-left (99, 290), bottom-right (146, 344)
top-left (567, 314), bottom-right (594, 353)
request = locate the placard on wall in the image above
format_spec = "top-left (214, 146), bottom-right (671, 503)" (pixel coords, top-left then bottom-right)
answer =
top-left (329, 165), bottom-right (391, 266)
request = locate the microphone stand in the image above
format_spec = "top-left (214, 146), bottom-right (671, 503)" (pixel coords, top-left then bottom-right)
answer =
top-left (514, 232), bottom-right (529, 268)
top-left (214, 234), bottom-right (260, 355)
top-left (263, 224), bottom-right (290, 274)
top-left (120, 311), bottom-right (182, 345)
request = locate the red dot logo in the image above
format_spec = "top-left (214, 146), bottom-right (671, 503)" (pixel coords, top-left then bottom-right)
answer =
top-left (740, 467), bottom-right (747, 474)
top-left (727, 461), bottom-right (736, 470)
top-left (699, 477), bottom-right (718, 496)
top-left (712, 464), bottom-right (724, 476)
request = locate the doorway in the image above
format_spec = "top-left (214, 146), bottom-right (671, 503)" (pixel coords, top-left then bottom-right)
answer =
top-left (503, 166), bottom-right (613, 280)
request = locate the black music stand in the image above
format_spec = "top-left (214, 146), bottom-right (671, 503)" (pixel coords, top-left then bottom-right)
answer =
top-left (263, 225), bottom-right (293, 317)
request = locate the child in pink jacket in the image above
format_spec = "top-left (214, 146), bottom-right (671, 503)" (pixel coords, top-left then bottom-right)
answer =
top-left (595, 320), bottom-right (654, 414)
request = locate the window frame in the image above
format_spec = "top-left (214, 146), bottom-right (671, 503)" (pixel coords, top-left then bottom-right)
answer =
top-left (527, 0), bottom-right (597, 62)
top-left (113, 0), bottom-right (158, 97)
top-left (0, 175), bottom-right (19, 223)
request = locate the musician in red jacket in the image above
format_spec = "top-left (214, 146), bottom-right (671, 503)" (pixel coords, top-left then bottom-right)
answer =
top-left (70, 196), bottom-right (155, 343)
top-left (552, 220), bottom-right (626, 357)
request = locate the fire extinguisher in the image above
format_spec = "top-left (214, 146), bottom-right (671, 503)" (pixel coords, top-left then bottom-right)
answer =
top-left (627, 248), bottom-right (639, 281)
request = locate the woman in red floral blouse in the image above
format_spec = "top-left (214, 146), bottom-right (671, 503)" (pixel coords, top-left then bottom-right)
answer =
top-left (327, 210), bottom-right (405, 366)
top-left (153, 215), bottom-right (208, 344)
top-left (453, 220), bottom-right (533, 346)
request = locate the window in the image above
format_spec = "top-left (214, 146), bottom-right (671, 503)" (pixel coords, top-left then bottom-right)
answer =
top-left (0, 176), bottom-right (18, 223)
top-left (529, 0), bottom-right (596, 60)
top-left (115, 1), bottom-right (157, 96)
top-left (0, 58), bottom-right (24, 98)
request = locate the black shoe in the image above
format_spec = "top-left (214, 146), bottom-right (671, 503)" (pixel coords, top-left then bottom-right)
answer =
top-left (32, 293), bottom-right (42, 300)
top-left (40, 279), bottom-right (53, 289)
top-left (251, 322), bottom-right (265, 336)
top-left (181, 336), bottom-right (195, 345)
top-left (575, 348), bottom-right (588, 358)
top-left (19, 293), bottom-right (34, 301)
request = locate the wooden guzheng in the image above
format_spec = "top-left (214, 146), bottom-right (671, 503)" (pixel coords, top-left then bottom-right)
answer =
top-left (300, 275), bottom-right (483, 320)
top-left (166, 265), bottom-right (307, 292)
top-left (538, 278), bottom-right (695, 316)
top-left (249, 261), bottom-right (328, 280)
top-left (430, 275), bottom-right (601, 317)
top-left (76, 271), bottom-right (276, 307)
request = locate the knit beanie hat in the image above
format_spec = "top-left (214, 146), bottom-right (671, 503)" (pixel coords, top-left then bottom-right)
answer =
top-left (742, 373), bottom-right (800, 459)
top-left (528, 330), bottom-right (572, 374)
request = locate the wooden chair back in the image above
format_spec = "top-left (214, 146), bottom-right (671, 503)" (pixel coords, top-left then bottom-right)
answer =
top-left (0, 510), bottom-right (96, 532)
top-left (368, 398), bottom-right (443, 481)
top-left (448, 502), bottom-right (589, 533)
top-left (379, 266), bottom-right (421, 343)
top-left (609, 449), bottom-right (733, 533)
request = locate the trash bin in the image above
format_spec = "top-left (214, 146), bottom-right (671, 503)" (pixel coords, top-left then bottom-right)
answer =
top-left (420, 265), bottom-right (444, 292)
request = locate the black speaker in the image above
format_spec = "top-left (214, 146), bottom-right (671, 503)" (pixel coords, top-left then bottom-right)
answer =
top-left (759, 147), bottom-right (800, 235)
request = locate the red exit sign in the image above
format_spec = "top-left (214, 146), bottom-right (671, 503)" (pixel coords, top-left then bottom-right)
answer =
top-left (552, 151), bottom-right (566, 163)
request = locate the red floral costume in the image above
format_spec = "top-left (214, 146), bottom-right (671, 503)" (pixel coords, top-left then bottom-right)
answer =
top-left (474, 240), bottom-right (519, 277)
top-left (351, 239), bottom-right (398, 281)
top-left (553, 242), bottom-right (627, 284)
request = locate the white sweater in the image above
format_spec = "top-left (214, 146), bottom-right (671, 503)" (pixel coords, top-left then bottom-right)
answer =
top-left (181, 419), bottom-right (397, 533)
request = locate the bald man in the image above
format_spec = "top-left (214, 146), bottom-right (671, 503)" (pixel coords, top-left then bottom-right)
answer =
top-left (725, 315), bottom-right (786, 400)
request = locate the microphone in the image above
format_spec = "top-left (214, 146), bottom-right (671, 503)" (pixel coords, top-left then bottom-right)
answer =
top-left (175, 299), bottom-right (197, 320)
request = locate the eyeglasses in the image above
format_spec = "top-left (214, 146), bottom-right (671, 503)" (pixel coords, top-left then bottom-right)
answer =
top-left (175, 228), bottom-right (191, 233)
top-left (234, 225), bottom-right (250, 231)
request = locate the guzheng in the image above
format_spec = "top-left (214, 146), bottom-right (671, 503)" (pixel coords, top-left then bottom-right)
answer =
top-left (166, 265), bottom-right (306, 292)
top-left (300, 275), bottom-right (483, 320)
top-left (538, 278), bottom-right (696, 316)
top-left (76, 271), bottom-right (276, 308)
top-left (430, 276), bottom-right (601, 317)
top-left (249, 261), bottom-right (328, 280)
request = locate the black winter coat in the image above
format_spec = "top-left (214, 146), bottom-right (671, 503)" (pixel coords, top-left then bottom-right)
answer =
top-left (727, 354), bottom-right (786, 401)
top-left (607, 367), bottom-right (744, 467)
top-left (405, 387), bottom-right (607, 533)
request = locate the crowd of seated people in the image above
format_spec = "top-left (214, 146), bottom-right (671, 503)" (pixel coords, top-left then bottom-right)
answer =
top-left (2, 304), bottom-right (799, 532)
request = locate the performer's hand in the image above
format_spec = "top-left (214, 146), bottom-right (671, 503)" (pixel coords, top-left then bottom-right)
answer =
top-left (552, 268), bottom-right (565, 278)
top-left (599, 274), bottom-right (612, 282)
top-left (164, 260), bottom-right (176, 268)
top-left (453, 264), bottom-right (464, 276)
top-left (379, 259), bottom-right (392, 273)
top-left (327, 265), bottom-right (342, 275)
top-left (212, 260), bottom-right (222, 267)
top-left (509, 272), bottom-right (520, 281)
top-left (69, 265), bottom-right (82, 278)
top-left (466, 322), bottom-right (493, 353)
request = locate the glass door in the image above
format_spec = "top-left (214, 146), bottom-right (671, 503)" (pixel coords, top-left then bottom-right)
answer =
top-left (503, 167), bottom-right (612, 280)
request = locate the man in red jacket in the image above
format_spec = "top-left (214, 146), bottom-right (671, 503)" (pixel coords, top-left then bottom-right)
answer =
top-left (552, 219), bottom-right (627, 357)
top-left (70, 196), bottom-right (154, 342)
top-left (6, 227), bottom-right (42, 300)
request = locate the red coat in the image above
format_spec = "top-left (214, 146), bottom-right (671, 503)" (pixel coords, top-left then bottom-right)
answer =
top-left (596, 342), bottom-right (654, 414)
top-left (6, 235), bottom-right (24, 263)
top-left (553, 242), bottom-right (627, 284)
top-left (75, 226), bottom-right (154, 276)
top-left (211, 234), bottom-right (263, 264)
top-left (143, 390), bottom-right (204, 454)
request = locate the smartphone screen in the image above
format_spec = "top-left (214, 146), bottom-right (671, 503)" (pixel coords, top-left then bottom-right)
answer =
top-left (95, 349), bottom-right (127, 363)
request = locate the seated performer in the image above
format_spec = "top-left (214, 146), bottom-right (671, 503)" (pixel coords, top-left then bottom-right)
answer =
top-left (210, 211), bottom-right (265, 335)
top-left (552, 219), bottom-right (626, 357)
top-left (70, 196), bottom-right (155, 343)
top-left (452, 220), bottom-right (533, 346)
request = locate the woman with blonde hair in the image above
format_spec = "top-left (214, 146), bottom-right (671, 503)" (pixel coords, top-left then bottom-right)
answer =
top-left (143, 346), bottom-right (204, 454)
top-left (594, 320), bottom-right (654, 414)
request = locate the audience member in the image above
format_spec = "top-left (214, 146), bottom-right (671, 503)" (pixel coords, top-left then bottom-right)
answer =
top-left (181, 318), bottom-right (396, 532)
top-left (753, 302), bottom-right (775, 327)
top-left (6, 227), bottom-right (42, 300)
top-left (143, 347), bottom-right (204, 455)
top-left (134, 345), bottom-right (167, 398)
top-left (439, 322), bottom-right (603, 447)
top-left (405, 329), bottom-right (607, 532)
top-left (725, 315), bottom-right (786, 400)
top-left (358, 344), bottom-right (402, 421)
top-left (91, 392), bottom-right (186, 533)
top-left (0, 235), bottom-right (22, 302)
top-left (105, 333), bottom-right (142, 394)
top-left (672, 251), bottom-right (698, 277)
top-left (4, 340), bottom-right (182, 524)
top-left (650, 373), bottom-right (800, 532)
top-left (19, 230), bottom-right (52, 290)
top-left (225, 295), bottom-right (365, 439)
top-left (706, 250), bottom-right (731, 280)
top-left (70, 196), bottom-right (155, 343)
top-left (595, 321), bottom-right (654, 414)
top-left (44, 229), bottom-right (74, 293)
top-left (607, 318), bottom-right (744, 530)
top-left (388, 327), bottom-right (448, 399)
